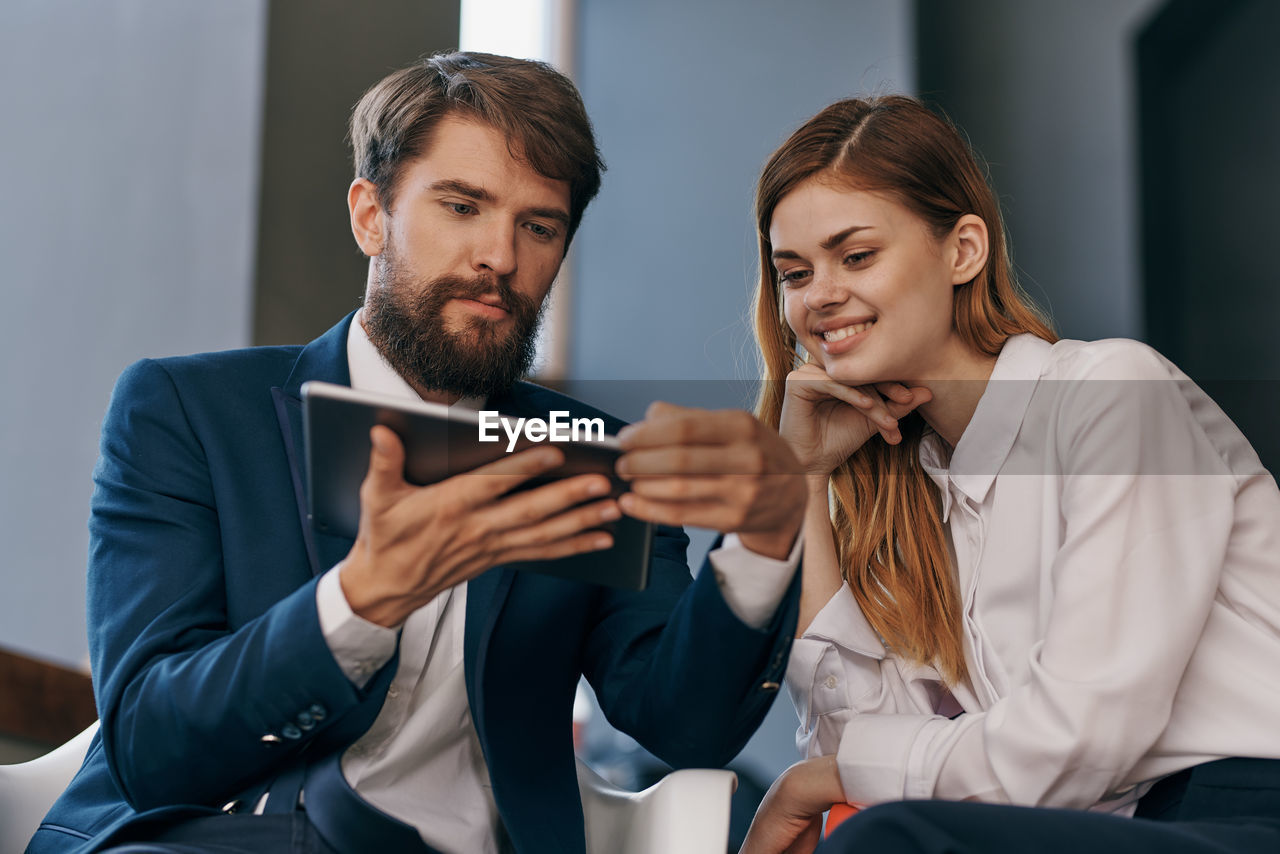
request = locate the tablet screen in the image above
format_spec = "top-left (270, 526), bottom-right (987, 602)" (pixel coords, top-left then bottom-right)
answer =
top-left (302, 381), bottom-right (652, 590)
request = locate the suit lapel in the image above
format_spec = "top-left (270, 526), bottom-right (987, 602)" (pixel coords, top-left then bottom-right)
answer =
top-left (272, 312), bottom-right (356, 576)
top-left (463, 382), bottom-right (559, 748)
top-left (273, 326), bottom-right (552, 749)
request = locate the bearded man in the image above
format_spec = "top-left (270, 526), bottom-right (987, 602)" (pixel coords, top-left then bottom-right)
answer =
top-left (29, 52), bottom-right (806, 854)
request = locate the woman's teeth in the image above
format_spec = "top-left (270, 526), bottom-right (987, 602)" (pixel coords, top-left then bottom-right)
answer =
top-left (823, 320), bottom-right (875, 342)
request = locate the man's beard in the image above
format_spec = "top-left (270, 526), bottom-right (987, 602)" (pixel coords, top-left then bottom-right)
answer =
top-left (363, 248), bottom-right (547, 400)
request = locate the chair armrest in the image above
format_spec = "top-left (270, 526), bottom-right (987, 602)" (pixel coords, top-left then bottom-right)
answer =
top-left (0, 720), bottom-right (100, 854)
top-left (577, 758), bottom-right (737, 854)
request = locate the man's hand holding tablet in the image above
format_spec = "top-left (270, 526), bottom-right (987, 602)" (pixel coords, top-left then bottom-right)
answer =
top-left (340, 426), bottom-right (619, 628)
top-left (302, 382), bottom-right (655, 619)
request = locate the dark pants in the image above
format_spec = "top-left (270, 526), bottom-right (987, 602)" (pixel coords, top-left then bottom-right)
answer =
top-left (99, 814), bottom-right (337, 854)
top-left (821, 758), bottom-right (1280, 854)
top-left (95, 753), bottom-right (439, 854)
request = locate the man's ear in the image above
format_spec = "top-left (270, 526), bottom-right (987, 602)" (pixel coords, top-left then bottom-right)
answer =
top-left (349, 178), bottom-right (386, 257)
top-left (949, 214), bottom-right (989, 286)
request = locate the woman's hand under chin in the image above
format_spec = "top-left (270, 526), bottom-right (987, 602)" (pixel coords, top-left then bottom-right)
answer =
top-left (779, 362), bottom-right (933, 478)
top-left (740, 755), bottom-right (848, 854)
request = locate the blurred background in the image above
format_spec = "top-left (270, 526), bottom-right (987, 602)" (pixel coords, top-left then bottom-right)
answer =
top-left (1, 0), bottom-right (1276, 831)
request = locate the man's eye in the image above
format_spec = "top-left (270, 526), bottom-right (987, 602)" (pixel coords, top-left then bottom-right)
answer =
top-left (447, 202), bottom-right (476, 215)
top-left (526, 222), bottom-right (557, 240)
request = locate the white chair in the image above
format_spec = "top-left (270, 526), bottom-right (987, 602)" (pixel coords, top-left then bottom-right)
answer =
top-left (577, 759), bottom-right (737, 854)
top-left (0, 721), bottom-right (736, 854)
top-left (0, 720), bottom-right (99, 854)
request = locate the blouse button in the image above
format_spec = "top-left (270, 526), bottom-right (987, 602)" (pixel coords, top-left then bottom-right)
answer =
top-left (824, 675), bottom-right (838, 689)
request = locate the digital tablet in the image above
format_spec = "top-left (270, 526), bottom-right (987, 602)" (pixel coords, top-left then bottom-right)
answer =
top-left (301, 381), bottom-right (652, 590)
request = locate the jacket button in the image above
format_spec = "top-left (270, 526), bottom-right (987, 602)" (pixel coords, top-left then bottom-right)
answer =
top-left (760, 681), bottom-right (781, 693)
top-left (221, 800), bottom-right (242, 814)
top-left (261, 734), bottom-right (283, 745)
top-left (281, 723), bottom-right (303, 740)
top-left (296, 711), bottom-right (315, 730)
top-left (309, 704), bottom-right (327, 721)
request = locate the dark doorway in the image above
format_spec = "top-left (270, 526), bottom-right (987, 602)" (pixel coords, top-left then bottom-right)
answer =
top-left (1137, 0), bottom-right (1280, 473)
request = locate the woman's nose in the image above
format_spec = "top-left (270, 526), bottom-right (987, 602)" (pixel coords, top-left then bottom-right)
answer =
top-left (803, 269), bottom-right (846, 311)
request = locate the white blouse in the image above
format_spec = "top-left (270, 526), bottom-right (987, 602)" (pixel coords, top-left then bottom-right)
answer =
top-left (788, 334), bottom-right (1280, 815)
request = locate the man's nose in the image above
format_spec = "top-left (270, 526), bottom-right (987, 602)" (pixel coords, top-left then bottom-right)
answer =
top-left (471, 222), bottom-right (518, 277)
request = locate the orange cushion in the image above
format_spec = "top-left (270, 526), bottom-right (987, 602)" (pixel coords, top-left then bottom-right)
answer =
top-left (825, 802), bottom-right (861, 837)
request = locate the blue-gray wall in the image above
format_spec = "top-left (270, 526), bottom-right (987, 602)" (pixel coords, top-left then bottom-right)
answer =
top-left (917, 0), bottom-right (1166, 341)
top-left (0, 0), bottom-right (266, 668)
top-left (572, 0), bottom-right (916, 786)
top-left (572, 0), bottom-right (915, 385)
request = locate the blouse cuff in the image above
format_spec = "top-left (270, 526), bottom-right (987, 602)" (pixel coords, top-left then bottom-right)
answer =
top-left (836, 713), bottom-right (943, 804)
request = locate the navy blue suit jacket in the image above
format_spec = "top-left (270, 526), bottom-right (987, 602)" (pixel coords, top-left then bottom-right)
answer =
top-left (30, 313), bottom-right (799, 854)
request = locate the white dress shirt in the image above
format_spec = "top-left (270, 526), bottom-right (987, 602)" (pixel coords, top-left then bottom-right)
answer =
top-left (312, 311), bottom-right (800, 852)
top-left (788, 334), bottom-right (1280, 815)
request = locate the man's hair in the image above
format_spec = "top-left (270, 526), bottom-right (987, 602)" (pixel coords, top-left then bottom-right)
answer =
top-left (349, 51), bottom-right (605, 248)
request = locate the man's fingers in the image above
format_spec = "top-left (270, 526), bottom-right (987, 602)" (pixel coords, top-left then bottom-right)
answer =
top-left (490, 497), bottom-right (619, 551)
top-left (618, 445), bottom-right (788, 479)
top-left (617, 492), bottom-right (739, 530)
top-left (360, 426), bottom-right (412, 509)
top-left (448, 445), bottom-right (567, 505)
top-left (471, 473), bottom-right (613, 533)
top-left (627, 474), bottom-right (754, 502)
top-left (618, 407), bottom-right (759, 450)
top-left (492, 529), bottom-right (614, 567)
top-left (368, 425), bottom-right (405, 474)
top-left (643, 399), bottom-right (692, 420)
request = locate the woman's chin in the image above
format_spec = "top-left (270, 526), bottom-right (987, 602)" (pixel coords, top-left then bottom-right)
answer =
top-left (823, 361), bottom-right (890, 387)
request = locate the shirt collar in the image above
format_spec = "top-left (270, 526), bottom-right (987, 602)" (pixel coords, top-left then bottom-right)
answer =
top-left (919, 333), bottom-right (1053, 517)
top-left (346, 309), bottom-right (486, 410)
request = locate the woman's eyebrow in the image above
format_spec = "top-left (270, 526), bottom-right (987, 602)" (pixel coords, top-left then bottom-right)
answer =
top-left (772, 224), bottom-right (873, 262)
top-left (819, 224), bottom-right (873, 250)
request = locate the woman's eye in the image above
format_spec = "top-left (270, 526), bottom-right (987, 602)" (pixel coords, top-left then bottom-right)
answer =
top-left (778, 269), bottom-right (811, 287)
top-left (843, 251), bottom-right (873, 266)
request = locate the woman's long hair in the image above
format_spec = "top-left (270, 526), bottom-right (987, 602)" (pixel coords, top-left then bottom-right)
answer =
top-left (753, 96), bottom-right (1055, 684)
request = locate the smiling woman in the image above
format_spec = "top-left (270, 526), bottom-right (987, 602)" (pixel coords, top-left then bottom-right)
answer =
top-left (740, 96), bottom-right (1280, 854)
top-left (756, 97), bottom-right (1055, 687)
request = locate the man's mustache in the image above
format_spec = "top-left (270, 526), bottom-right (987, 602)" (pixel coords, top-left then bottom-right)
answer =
top-left (416, 274), bottom-right (537, 321)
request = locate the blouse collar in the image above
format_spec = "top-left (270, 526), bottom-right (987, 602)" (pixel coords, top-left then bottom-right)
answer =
top-left (919, 333), bottom-right (1053, 519)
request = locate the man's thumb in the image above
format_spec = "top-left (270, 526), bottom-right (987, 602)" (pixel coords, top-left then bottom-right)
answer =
top-left (367, 425), bottom-right (406, 481)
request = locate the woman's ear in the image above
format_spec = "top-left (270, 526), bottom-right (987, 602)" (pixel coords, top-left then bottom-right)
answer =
top-left (348, 178), bottom-right (386, 257)
top-left (949, 214), bottom-right (989, 286)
